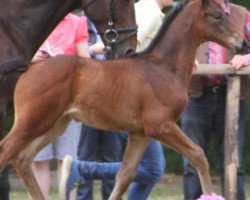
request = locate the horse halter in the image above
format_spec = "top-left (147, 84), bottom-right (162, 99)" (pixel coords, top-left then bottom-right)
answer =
top-left (83, 0), bottom-right (138, 59)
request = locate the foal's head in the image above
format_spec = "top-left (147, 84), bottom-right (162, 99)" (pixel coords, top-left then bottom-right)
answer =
top-left (193, 0), bottom-right (246, 52)
top-left (84, 0), bottom-right (137, 57)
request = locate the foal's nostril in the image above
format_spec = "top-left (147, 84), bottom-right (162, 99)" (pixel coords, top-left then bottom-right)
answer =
top-left (234, 39), bottom-right (248, 54)
top-left (240, 39), bottom-right (248, 54)
top-left (243, 39), bottom-right (247, 48)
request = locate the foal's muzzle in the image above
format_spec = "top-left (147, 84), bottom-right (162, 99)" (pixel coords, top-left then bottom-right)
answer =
top-left (234, 39), bottom-right (247, 54)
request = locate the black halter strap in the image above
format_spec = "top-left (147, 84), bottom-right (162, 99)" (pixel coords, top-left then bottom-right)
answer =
top-left (83, 0), bottom-right (138, 59)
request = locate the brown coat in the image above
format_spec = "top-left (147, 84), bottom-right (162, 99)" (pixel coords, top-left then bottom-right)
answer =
top-left (188, 3), bottom-right (250, 99)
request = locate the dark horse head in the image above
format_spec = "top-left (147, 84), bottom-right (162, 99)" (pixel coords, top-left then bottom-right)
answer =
top-left (0, 0), bottom-right (137, 75)
top-left (84, 0), bottom-right (138, 59)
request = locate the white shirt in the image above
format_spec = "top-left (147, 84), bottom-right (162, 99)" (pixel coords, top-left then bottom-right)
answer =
top-left (135, 0), bottom-right (165, 52)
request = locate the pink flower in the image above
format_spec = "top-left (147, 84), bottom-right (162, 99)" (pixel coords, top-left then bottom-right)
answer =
top-left (197, 193), bottom-right (225, 200)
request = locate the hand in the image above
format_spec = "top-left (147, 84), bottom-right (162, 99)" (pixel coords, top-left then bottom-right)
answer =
top-left (230, 54), bottom-right (250, 69)
top-left (89, 42), bottom-right (105, 54)
top-left (193, 59), bottom-right (199, 71)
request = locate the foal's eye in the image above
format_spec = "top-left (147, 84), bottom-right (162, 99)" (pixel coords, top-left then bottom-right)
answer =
top-left (206, 12), bottom-right (222, 23)
top-left (212, 12), bottom-right (222, 21)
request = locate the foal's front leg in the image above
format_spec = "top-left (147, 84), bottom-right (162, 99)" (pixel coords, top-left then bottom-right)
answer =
top-left (154, 122), bottom-right (214, 195)
top-left (109, 134), bottom-right (150, 200)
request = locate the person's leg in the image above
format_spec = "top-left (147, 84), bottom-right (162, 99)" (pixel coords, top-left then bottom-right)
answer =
top-left (55, 120), bottom-right (81, 168)
top-left (0, 166), bottom-right (10, 200)
top-left (77, 142), bottom-right (163, 184)
top-left (100, 131), bottom-right (123, 200)
top-left (60, 140), bottom-right (165, 199)
top-left (32, 161), bottom-right (51, 199)
top-left (236, 99), bottom-right (247, 200)
top-left (181, 95), bottom-right (214, 200)
top-left (126, 140), bottom-right (165, 200)
top-left (55, 120), bottom-right (81, 200)
top-left (76, 125), bottom-right (99, 200)
top-left (32, 143), bottom-right (54, 200)
top-left (63, 156), bottom-right (159, 183)
top-left (212, 93), bottom-right (226, 197)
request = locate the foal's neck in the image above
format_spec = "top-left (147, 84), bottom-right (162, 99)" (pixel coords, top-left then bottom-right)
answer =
top-left (150, 3), bottom-right (201, 85)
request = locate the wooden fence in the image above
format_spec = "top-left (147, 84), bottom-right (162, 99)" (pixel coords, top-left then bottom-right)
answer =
top-left (193, 64), bottom-right (250, 200)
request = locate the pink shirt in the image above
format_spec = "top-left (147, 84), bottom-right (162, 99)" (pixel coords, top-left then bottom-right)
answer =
top-left (40, 13), bottom-right (88, 55)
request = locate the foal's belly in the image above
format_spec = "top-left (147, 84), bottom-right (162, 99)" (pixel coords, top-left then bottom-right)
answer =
top-left (65, 105), bottom-right (144, 133)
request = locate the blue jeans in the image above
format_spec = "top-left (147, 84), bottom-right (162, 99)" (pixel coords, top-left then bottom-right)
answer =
top-left (77, 125), bottom-right (124, 200)
top-left (76, 139), bottom-right (165, 200)
top-left (181, 88), bottom-right (246, 200)
top-left (0, 167), bottom-right (10, 200)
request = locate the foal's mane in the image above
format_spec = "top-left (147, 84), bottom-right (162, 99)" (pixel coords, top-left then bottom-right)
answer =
top-left (132, 0), bottom-right (188, 57)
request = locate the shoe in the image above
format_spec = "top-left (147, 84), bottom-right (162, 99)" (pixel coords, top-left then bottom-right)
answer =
top-left (59, 155), bottom-right (84, 200)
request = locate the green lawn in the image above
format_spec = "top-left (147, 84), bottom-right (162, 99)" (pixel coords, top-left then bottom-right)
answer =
top-left (9, 173), bottom-right (250, 200)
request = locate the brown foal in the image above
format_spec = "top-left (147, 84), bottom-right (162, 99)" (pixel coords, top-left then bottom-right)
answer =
top-left (0, 0), bottom-right (246, 199)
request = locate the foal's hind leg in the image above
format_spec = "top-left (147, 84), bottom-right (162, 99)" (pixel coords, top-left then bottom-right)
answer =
top-left (12, 116), bottom-right (71, 200)
top-left (109, 134), bottom-right (150, 200)
top-left (154, 122), bottom-right (213, 195)
top-left (0, 127), bottom-right (46, 200)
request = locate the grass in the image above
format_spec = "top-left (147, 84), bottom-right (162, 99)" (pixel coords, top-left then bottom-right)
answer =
top-left (9, 173), bottom-right (250, 200)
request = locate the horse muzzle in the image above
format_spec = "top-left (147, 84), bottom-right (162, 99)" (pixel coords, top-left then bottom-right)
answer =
top-left (231, 36), bottom-right (248, 54)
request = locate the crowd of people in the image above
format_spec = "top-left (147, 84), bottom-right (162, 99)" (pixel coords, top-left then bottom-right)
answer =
top-left (1, 0), bottom-right (250, 200)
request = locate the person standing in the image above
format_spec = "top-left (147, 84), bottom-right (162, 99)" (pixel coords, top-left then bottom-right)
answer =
top-left (32, 12), bottom-right (90, 200)
top-left (136, 0), bottom-right (170, 52)
top-left (181, 1), bottom-right (250, 199)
